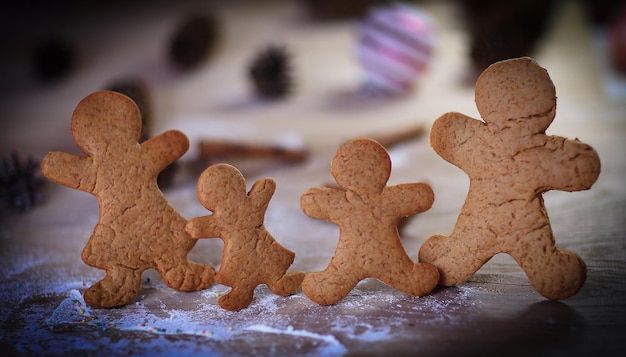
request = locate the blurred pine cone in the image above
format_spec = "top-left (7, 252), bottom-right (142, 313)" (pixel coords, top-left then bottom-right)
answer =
top-left (248, 45), bottom-right (293, 99)
top-left (0, 152), bottom-right (44, 212)
top-left (168, 13), bottom-right (220, 71)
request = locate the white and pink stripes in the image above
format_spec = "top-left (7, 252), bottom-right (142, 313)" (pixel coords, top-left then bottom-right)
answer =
top-left (356, 3), bottom-right (435, 96)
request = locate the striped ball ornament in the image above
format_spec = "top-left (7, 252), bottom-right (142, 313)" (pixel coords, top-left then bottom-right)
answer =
top-left (356, 4), bottom-right (435, 96)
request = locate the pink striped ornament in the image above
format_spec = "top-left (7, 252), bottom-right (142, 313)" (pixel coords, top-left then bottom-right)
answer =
top-left (356, 4), bottom-right (435, 96)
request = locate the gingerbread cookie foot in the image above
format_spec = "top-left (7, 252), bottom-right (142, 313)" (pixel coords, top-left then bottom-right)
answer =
top-left (160, 262), bottom-right (216, 292)
top-left (218, 286), bottom-right (255, 311)
top-left (515, 246), bottom-right (587, 300)
top-left (84, 269), bottom-right (142, 308)
top-left (418, 233), bottom-right (485, 286)
top-left (302, 269), bottom-right (360, 306)
top-left (267, 271), bottom-right (306, 297)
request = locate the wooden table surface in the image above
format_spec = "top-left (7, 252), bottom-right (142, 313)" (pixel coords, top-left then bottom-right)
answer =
top-left (1, 1), bottom-right (625, 356)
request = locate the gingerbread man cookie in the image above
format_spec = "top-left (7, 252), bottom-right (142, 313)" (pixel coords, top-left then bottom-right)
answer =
top-left (300, 138), bottom-right (439, 305)
top-left (186, 163), bottom-right (305, 311)
top-left (418, 57), bottom-right (601, 300)
top-left (41, 91), bottom-right (215, 308)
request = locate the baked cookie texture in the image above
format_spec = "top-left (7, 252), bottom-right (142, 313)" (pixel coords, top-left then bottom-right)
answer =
top-left (186, 163), bottom-right (305, 311)
top-left (300, 138), bottom-right (439, 305)
top-left (418, 57), bottom-right (601, 300)
top-left (41, 90), bottom-right (215, 308)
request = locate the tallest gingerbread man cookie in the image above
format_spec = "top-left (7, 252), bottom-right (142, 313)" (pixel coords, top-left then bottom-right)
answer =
top-left (419, 57), bottom-right (601, 300)
top-left (41, 91), bottom-right (215, 308)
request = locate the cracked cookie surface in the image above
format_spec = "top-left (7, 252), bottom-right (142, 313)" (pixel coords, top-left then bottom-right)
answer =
top-left (419, 57), bottom-right (601, 300)
top-left (41, 90), bottom-right (215, 308)
top-left (300, 138), bottom-right (439, 305)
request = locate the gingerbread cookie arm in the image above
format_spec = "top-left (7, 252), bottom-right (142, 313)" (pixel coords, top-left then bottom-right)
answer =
top-left (300, 187), bottom-right (343, 221)
top-left (41, 152), bottom-right (95, 192)
top-left (542, 137), bottom-right (601, 192)
top-left (186, 215), bottom-right (222, 239)
top-left (141, 130), bottom-right (189, 174)
top-left (248, 178), bottom-right (276, 209)
top-left (384, 183), bottom-right (434, 217)
top-left (430, 112), bottom-right (484, 169)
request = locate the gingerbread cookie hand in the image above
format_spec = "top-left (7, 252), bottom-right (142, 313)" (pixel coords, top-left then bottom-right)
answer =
top-left (186, 163), bottom-right (304, 311)
top-left (419, 57), bottom-right (601, 300)
top-left (300, 138), bottom-right (438, 305)
top-left (42, 90), bottom-right (214, 308)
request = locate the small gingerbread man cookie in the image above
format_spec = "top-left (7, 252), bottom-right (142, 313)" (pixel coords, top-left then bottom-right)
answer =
top-left (41, 91), bottom-right (215, 308)
top-left (300, 138), bottom-right (439, 305)
top-left (186, 163), bottom-right (305, 311)
top-left (418, 57), bottom-right (601, 300)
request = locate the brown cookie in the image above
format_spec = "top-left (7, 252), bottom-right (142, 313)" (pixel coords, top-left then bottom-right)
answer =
top-left (300, 137), bottom-right (439, 305)
top-left (418, 57), bottom-right (601, 300)
top-left (186, 163), bottom-right (305, 311)
top-left (41, 90), bottom-right (215, 308)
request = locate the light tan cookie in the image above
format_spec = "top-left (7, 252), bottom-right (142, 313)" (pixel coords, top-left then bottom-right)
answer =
top-left (418, 57), bottom-right (601, 300)
top-left (300, 138), bottom-right (439, 305)
top-left (186, 163), bottom-right (305, 311)
top-left (41, 90), bottom-right (215, 308)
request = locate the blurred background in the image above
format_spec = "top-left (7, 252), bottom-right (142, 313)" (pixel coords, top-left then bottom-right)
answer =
top-left (1, 0), bottom-right (625, 211)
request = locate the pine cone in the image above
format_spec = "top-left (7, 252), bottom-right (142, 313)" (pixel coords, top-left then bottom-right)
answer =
top-left (168, 13), bottom-right (220, 71)
top-left (32, 36), bottom-right (75, 83)
top-left (249, 45), bottom-right (293, 99)
top-left (0, 152), bottom-right (44, 212)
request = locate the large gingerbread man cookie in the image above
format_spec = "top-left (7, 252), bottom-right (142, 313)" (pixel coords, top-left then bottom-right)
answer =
top-left (41, 90), bottom-right (215, 308)
top-left (186, 163), bottom-right (305, 311)
top-left (300, 138), bottom-right (439, 305)
top-left (418, 57), bottom-right (601, 300)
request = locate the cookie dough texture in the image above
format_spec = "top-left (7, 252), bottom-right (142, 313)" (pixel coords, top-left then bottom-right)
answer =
top-left (186, 163), bottom-right (304, 311)
top-left (301, 138), bottom-right (439, 305)
top-left (41, 90), bottom-right (215, 308)
top-left (419, 57), bottom-right (601, 300)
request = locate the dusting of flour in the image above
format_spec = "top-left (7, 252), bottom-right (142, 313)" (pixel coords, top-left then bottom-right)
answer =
top-left (40, 277), bottom-right (475, 356)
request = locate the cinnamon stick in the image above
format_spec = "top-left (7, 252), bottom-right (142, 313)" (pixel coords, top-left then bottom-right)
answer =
top-left (199, 140), bottom-right (309, 163)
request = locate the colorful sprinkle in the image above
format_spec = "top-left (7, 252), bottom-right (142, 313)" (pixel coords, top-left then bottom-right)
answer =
top-left (95, 322), bottom-right (115, 331)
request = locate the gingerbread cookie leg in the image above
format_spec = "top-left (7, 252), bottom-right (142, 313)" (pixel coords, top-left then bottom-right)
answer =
top-left (267, 271), bottom-right (306, 297)
top-left (84, 268), bottom-right (143, 308)
top-left (509, 225), bottom-right (586, 300)
top-left (419, 230), bottom-right (499, 286)
top-left (302, 263), bottom-right (363, 305)
top-left (218, 284), bottom-right (256, 311)
top-left (80, 223), bottom-right (144, 307)
top-left (159, 259), bottom-right (216, 292)
top-left (376, 261), bottom-right (440, 297)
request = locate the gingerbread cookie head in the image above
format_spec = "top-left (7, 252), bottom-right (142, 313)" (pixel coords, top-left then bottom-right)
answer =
top-left (196, 163), bottom-right (247, 213)
top-left (71, 90), bottom-right (142, 155)
top-left (331, 138), bottom-right (391, 193)
top-left (475, 57), bottom-right (556, 134)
